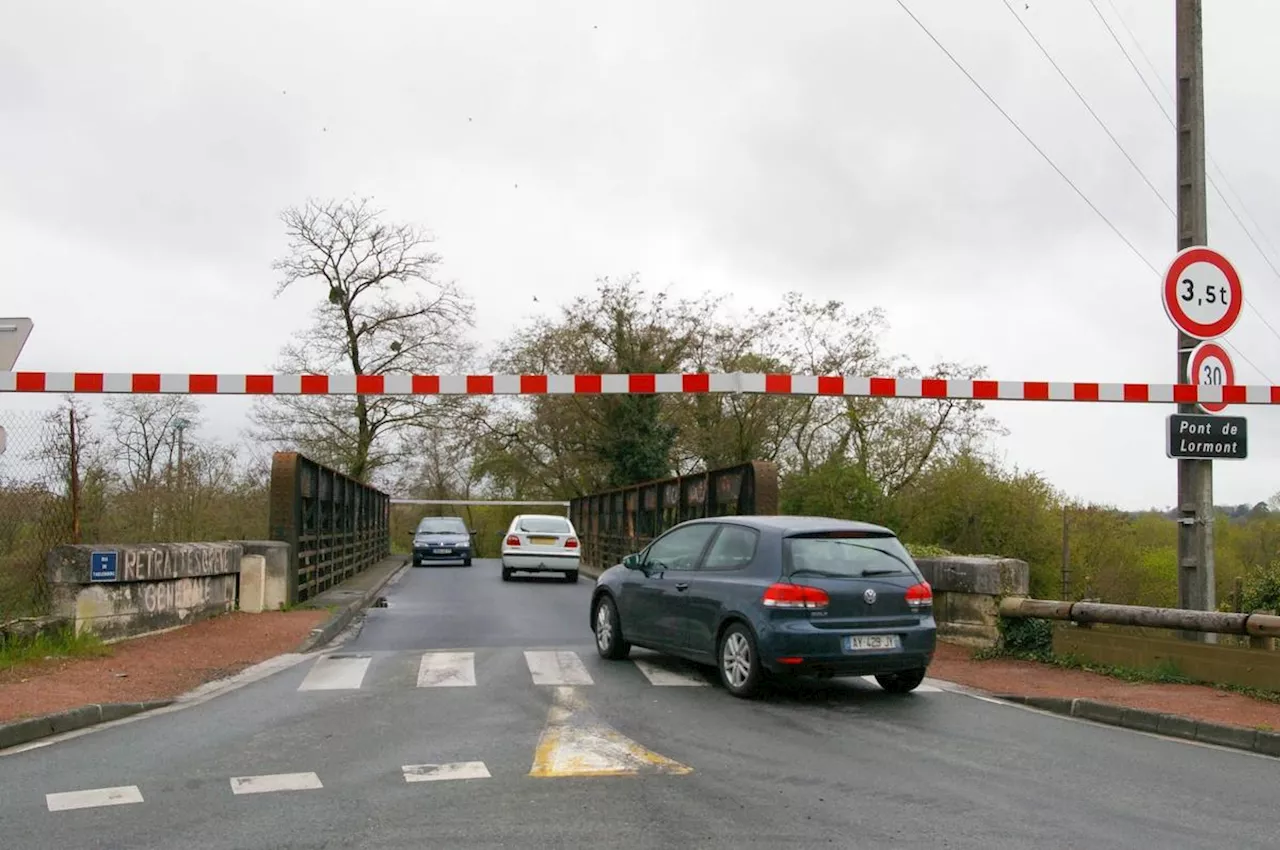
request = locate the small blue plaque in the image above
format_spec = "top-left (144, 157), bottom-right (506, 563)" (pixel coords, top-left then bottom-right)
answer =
top-left (90, 551), bottom-right (118, 582)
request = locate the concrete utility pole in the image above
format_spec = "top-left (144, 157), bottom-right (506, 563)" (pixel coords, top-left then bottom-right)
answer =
top-left (1175, 0), bottom-right (1215, 634)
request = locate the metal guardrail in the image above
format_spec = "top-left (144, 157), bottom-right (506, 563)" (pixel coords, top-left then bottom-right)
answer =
top-left (999, 597), bottom-right (1280, 638)
top-left (267, 452), bottom-right (390, 603)
top-left (568, 461), bottom-right (780, 569)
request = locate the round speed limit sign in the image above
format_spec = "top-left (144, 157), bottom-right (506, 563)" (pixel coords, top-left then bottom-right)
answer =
top-left (1186, 340), bottom-right (1235, 413)
top-left (1163, 247), bottom-right (1243, 339)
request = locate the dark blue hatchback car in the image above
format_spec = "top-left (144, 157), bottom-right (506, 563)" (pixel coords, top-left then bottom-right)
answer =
top-left (589, 515), bottom-right (936, 698)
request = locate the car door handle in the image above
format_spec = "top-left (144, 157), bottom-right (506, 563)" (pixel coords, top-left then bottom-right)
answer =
top-left (674, 582), bottom-right (689, 591)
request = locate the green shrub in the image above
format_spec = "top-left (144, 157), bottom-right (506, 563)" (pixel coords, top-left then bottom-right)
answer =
top-left (997, 616), bottom-right (1054, 660)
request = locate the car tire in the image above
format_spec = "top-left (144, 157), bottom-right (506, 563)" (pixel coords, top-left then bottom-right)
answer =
top-left (717, 622), bottom-right (765, 699)
top-left (874, 668), bottom-right (927, 694)
top-left (593, 595), bottom-right (630, 660)
top-left (464, 557), bottom-right (473, 567)
top-left (565, 570), bottom-right (579, 583)
top-left (501, 567), bottom-right (512, 581)
top-left (412, 558), bottom-right (421, 568)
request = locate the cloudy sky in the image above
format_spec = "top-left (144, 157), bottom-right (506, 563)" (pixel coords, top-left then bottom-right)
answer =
top-left (2, 0), bottom-right (1278, 510)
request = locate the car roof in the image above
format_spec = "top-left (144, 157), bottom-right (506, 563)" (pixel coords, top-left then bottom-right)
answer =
top-left (513, 513), bottom-right (572, 521)
top-left (679, 515), bottom-right (896, 536)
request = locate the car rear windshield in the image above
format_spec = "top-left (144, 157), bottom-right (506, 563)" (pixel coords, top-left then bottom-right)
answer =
top-left (518, 516), bottom-right (571, 534)
top-left (782, 531), bottom-right (920, 579)
top-left (417, 517), bottom-right (467, 533)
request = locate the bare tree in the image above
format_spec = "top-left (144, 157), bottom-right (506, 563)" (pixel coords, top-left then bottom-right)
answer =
top-left (250, 197), bottom-right (476, 484)
top-left (103, 395), bottom-right (201, 490)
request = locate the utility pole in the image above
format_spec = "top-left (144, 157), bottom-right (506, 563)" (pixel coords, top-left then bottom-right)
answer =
top-left (1175, 0), bottom-right (1215, 637)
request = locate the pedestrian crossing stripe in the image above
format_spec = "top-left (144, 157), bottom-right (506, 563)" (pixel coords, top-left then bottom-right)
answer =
top-left (294, 649), bottom-right (946, 693)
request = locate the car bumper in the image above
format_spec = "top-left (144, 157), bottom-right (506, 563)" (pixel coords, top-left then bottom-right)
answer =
top-left (413, 547), bottom-right (471, 562)
top-left (757, 618), bottom-right (937, 676)
top-left (501, 552), bottom-right (581, 571)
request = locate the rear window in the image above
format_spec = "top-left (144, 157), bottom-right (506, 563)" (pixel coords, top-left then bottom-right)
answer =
top-left (782, 532), bottom-right (919, 579)
top-left (417, 517), bottom-right (467, 533)
top-left (518, 516), bottom-right (572, 534)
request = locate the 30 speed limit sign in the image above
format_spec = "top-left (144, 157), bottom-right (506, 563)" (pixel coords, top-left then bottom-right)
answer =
top-left (1186, 340), bottom-right (1235, 413)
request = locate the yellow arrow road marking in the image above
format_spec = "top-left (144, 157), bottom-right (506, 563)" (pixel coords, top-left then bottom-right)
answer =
top-left (529, 686), bottom-right (692, 778)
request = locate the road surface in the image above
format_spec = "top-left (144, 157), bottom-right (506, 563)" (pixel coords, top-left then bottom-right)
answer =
top-left (1, 559), bottom-right (1275, 849)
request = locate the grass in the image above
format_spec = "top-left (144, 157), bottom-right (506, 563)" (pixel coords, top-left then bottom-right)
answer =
top-left (0, 625), bottom-right (111, 672)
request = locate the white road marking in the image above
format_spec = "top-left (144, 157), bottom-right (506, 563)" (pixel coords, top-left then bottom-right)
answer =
top-left (860, 674), bottom-right (942, 693)
top-left (297, 654), bottom-right (372, 690)
top-left (229, 772), bottom-right (324, 795)
top-left (417, 651), bottom-right (476, 687)
top-left (403, 761), bottom-right (491, 782)
top-left (632, 659), bottom-right (707, 686)
top-left (524, 650), bottom-right (593, 686)
top-left (46, 785), bottom-right (144, 811)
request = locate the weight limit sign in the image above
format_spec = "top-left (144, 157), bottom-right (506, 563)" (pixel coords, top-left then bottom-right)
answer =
top-left (1186, 340), bottom-right (1235, 414)
top-left (1162, 246), bottom-right (1244, 340)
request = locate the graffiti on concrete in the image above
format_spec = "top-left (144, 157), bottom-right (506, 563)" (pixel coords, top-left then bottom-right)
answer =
top-left (121, 546), bottom-right (235, 581)
top-left (141, 576), bottom-right (235, 615)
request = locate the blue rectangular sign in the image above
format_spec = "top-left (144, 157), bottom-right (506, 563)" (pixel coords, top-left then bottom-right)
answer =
top-left (90, 551), bottom-right (118, 582)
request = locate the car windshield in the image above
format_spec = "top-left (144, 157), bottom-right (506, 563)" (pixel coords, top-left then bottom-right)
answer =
top-left (782, 532), bottom-right (918, 578)
top-left (417, 517), bottom-right (467, 534)
top-left (518, 516), bottom-right (571, 534)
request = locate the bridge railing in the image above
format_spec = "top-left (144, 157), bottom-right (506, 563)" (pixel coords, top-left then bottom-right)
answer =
top-left (569, 461), bottom-right (779, 569)
top-left (267, 452), bottom-right (390, 603)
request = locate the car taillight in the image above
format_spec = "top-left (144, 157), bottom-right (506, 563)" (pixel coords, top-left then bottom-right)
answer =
top-left (565, 538), bottom-right (579, 548)
top-left (505, 535), bottom-right (521, 547)
top-left (906, 581), bottom-right (932, 609)
top-left (761, 583), bottom-right (828, 610)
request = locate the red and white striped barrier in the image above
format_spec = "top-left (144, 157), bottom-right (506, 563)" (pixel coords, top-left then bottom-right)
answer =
top-left (0, 371), bottom-right (1274, 403)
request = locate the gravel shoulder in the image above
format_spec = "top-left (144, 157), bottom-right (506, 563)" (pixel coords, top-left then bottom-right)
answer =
top-left (930, 641), bottom-right (1280, 731)
top-left (0, 610), bottom-right (329, 723)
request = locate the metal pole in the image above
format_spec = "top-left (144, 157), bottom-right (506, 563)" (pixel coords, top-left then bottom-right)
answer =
top-left (1060, 505), bottom-right (1070, 599)
top-left (1175, 0), bottom-right (1215, 640)
top-left (68, 407), bottom-right (81, 545)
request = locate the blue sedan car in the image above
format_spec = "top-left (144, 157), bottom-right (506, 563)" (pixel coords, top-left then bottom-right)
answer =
top-left (411, 516), bottom-right (476, 567)
top-left (589, 515), bottom-right (936, 698)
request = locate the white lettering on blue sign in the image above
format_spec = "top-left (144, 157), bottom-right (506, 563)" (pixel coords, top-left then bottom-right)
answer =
top-left (90, 551), bottom-right (118, 582)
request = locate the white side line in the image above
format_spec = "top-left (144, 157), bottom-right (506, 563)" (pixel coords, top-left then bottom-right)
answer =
top-left (298, 655), bottom-right (372, 691)
top-left (46, 785), bottom-right (144, 812)
top-left (860, 674), bottom-right (942, 693)
top-left (632, 659), bottom-right (707, 686)
top-left (403, 762), bottom-right (491, 782)
top-left (524, 650), bottom-right (594, 686)
top-left (230, 772), bottom-right (324, 795)
top-left (417, 652), bottom-right (476, 687)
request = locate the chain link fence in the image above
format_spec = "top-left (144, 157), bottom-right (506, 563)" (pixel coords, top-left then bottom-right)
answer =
top-left (0, 406), bottom-right (270, 621)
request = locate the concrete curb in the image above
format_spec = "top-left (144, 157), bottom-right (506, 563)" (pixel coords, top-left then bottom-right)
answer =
top-left (295, 558), bottom-right (409, 654)
top-left (0, 700), bottom-right (174, 751)
top-left (996, 695), bottom-right (1280, 758)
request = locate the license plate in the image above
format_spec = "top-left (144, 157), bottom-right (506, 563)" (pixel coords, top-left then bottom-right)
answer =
top-left (844, 634), bottom-right (900, 651)
top-left (433, 548), bottom-right (451, 555)
top-left (529, 536), bottom-right (557, 545)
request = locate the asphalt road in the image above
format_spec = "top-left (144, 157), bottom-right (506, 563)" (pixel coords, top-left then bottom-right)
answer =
top-left (2, 558), bottom-right (1276, 849)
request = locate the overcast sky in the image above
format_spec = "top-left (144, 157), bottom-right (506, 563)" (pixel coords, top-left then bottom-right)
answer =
top-left (2, 0), bottom-right (1278, 510)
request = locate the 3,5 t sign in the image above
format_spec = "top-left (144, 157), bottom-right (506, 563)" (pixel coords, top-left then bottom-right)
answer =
top-left (1163, 247), bottom-right (1243, 339)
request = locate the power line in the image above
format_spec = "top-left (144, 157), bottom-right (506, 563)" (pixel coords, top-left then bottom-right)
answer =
top-left (1088, 0), bottom-right (1280, 345)
top-left (1087, 0), bottom-right (1173, 123)
top-left (891, 0), bottom-right (1275, 383)
top-left (890, 0), bottom-right (1157, 276)
top-left (1098, 0), bottom-right (1280, 263)
top-left (999, 0), bottom-right (1173, 215)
